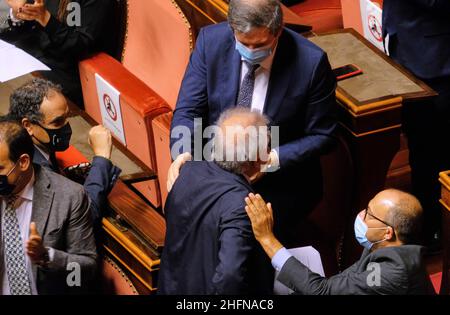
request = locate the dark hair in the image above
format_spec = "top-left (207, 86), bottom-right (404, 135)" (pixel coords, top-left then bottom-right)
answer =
top-left (228, 0), bottom-right (283, 36)
top-left (9, 78), bottom-right (62, 124)
top-left (0, 120), bottom-right (34, 162)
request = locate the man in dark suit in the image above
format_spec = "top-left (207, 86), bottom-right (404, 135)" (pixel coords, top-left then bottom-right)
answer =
top-left (159, 108), bottom-right (273, 294)
top-left (169, 0), bottom-right (337, 247)
top-left (0, 121), bottom-right (97, 295)
top-left (383, 0), bottom-right (450, 248)
top-left (8, 78), bottom-right (121, 224)
top-left (245, 189), bottom-right (435, 294)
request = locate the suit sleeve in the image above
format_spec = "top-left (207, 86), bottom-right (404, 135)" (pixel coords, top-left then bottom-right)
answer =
top-left (212, 205), bottom-right (255, 294)
top-left (170, 28), bottom-right (209, 157)
top-left (41, 0), bottom-right (109, 59)
top-left (83, 156), bottom-right (121, 223)
top-left (277, 53), bottom-right (338, 169)
top-left (47, 187), bottom-right (97, 286)
top-left (277, 255), bottom-right (409, 295)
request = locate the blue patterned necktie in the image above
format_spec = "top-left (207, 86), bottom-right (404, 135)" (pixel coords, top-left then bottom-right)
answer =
top-left (2, 195), bottom-right (32, 295)
top-left (237, 62), bottom-right (260, 107)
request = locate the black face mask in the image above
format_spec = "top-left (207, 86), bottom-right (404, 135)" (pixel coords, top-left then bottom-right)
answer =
top-left (37, 123), bottom-right (72, 152)
top-left (0, 162), bottom-right (18, 197)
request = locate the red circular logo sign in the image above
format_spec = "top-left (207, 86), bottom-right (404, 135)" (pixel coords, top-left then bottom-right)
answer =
top-left (368, 14), bottom-right (382, 42)
top-left (103, 94), bottom-right (117, 121)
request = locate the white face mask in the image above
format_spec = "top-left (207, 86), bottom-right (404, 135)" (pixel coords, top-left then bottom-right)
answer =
top-left (354, 215), bottom-right (389, 250)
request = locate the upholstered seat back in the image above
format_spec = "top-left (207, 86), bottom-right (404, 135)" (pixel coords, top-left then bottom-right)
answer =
top-left (122, 0), bottom-right (193, 108)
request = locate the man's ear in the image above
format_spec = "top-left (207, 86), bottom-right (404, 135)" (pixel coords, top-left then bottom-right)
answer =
top-left (22, 118), bottom-right (34, 136)
top-left (18, 154), bottom-right (31, 172)
top-left (385, 226), bottom-right (395, 241)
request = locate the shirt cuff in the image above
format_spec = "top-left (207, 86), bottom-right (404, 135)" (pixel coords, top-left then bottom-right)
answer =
top-left (262, 149), bottom-right (280, 173)
top-left (9, 8), bottom-right (22, 23)
top-left (47, 247), bottom-right (55, 262)
top-left (271, 247), bottom-right (292, 272)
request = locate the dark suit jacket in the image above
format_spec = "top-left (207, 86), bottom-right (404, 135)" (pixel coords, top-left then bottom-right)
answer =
top-left (33, 147), bottom-right (121, 223)
top-left (170, 22), bottom-right (337, 244)
top-left (383, 0), bottom-right (450, 79)
top-left (158, 161), bottom-right (271, 294)
top-left (277, 245), bottom-right (434, 295)
top-left (31, 165), bottom-right (97, 294)
top-left (0, 0), bottom-right (111, 103)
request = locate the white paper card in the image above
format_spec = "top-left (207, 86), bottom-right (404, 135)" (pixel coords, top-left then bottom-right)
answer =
top-left (0, 39), bottom-right (50, 82)
top-left (360, 0), bottom-right (385, 52)
top-left (95, 73), bottom-right (126, 145)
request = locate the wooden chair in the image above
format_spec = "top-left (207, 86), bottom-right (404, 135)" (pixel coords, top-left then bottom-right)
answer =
top-left (100, 256), bottom-right (139, 295)
top-left (437, 171), bottom-right (450, 294)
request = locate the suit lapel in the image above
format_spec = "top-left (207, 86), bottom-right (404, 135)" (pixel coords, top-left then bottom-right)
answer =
top-left (220, 31), bottom-right (242, 112)
top-left (33, 147), bottom-right (59, 173)
top-left (31, 165), bottom-right (54, 238)
top-left (264, 30), bottom-right (293, 121)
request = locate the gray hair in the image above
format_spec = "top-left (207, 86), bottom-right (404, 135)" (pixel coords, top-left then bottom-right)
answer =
top-left (213, 107), bottom-right (270, 175)
top-left (228, 0), bottom-right (283, 36)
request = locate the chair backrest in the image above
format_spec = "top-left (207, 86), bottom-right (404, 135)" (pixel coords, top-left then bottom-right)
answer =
top-left (121, 0), bottom-right (193, 108)
top-left (100, 256), bottom-right (138, 295)
top-left (79, 53), bottom-right (171, 206)
top-left (439, 171), bottom-right (450, 294)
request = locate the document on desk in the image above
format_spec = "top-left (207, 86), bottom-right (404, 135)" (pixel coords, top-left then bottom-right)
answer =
top-left (274, 246), bottom-right (325, 295)
top-left (0, 39), bottom-right (50, 82)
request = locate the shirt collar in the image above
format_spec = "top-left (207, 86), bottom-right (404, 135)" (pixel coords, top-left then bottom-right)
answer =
top-left (34, 144), bottom-right (50, 162)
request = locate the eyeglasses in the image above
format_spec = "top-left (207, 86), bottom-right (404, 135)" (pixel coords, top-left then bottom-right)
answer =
top-left (363, 207), bottom-right (392, 227)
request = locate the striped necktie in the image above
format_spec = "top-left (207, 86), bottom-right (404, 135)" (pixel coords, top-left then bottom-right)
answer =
top-left (237, 62), bottom-right (260, 107)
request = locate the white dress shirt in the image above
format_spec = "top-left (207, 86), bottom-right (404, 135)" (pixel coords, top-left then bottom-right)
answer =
top-left (0, 172), bottom-right (38, 295)
top-left (239, 46), bottom-right (280, 170)
top-left (239, 47), bottom-right (276, 114)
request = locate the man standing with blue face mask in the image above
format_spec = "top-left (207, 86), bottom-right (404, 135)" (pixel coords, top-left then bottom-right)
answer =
top-left (245, 189), bottom-right (435, 294)
top-left (169, 0), bottom-right (338, 277)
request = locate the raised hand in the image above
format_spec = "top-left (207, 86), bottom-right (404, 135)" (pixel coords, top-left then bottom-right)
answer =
top-left (16, 0), bottom-right (50, 27)
top-left (26, 222), bottom-right (47, 265)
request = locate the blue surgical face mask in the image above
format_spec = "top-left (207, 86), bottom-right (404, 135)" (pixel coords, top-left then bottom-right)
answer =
top-left (354, 215), bottom-right (388, 250)
top-left (235, 39), bottom-right (273, 65)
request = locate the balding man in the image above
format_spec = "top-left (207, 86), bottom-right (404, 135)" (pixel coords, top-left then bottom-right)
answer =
top-left (159, 107), bottom-right (272, 295)
top-left (169, 0), bottom-right (337, 247)
top-left (245, 189), bottom-right (435, 294)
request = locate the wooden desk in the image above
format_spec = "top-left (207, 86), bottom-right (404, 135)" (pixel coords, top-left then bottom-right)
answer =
top-left (439, 171), bottom-right (450, 295)
top-left (308, 29), bottom-right (436, 268)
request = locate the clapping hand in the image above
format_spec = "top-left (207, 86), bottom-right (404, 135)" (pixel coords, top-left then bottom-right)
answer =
top-left (16, 0), bottom-right (51, 27)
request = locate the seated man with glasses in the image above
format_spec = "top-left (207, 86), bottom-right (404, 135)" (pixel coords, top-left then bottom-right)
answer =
top-left (244, 189), bottom-right (435, 294)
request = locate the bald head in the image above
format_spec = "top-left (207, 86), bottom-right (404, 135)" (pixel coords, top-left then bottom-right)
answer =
top-left (371, 189), bottom-right (423, 244)
top-left (228, 0), bottom-right (283, 35)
